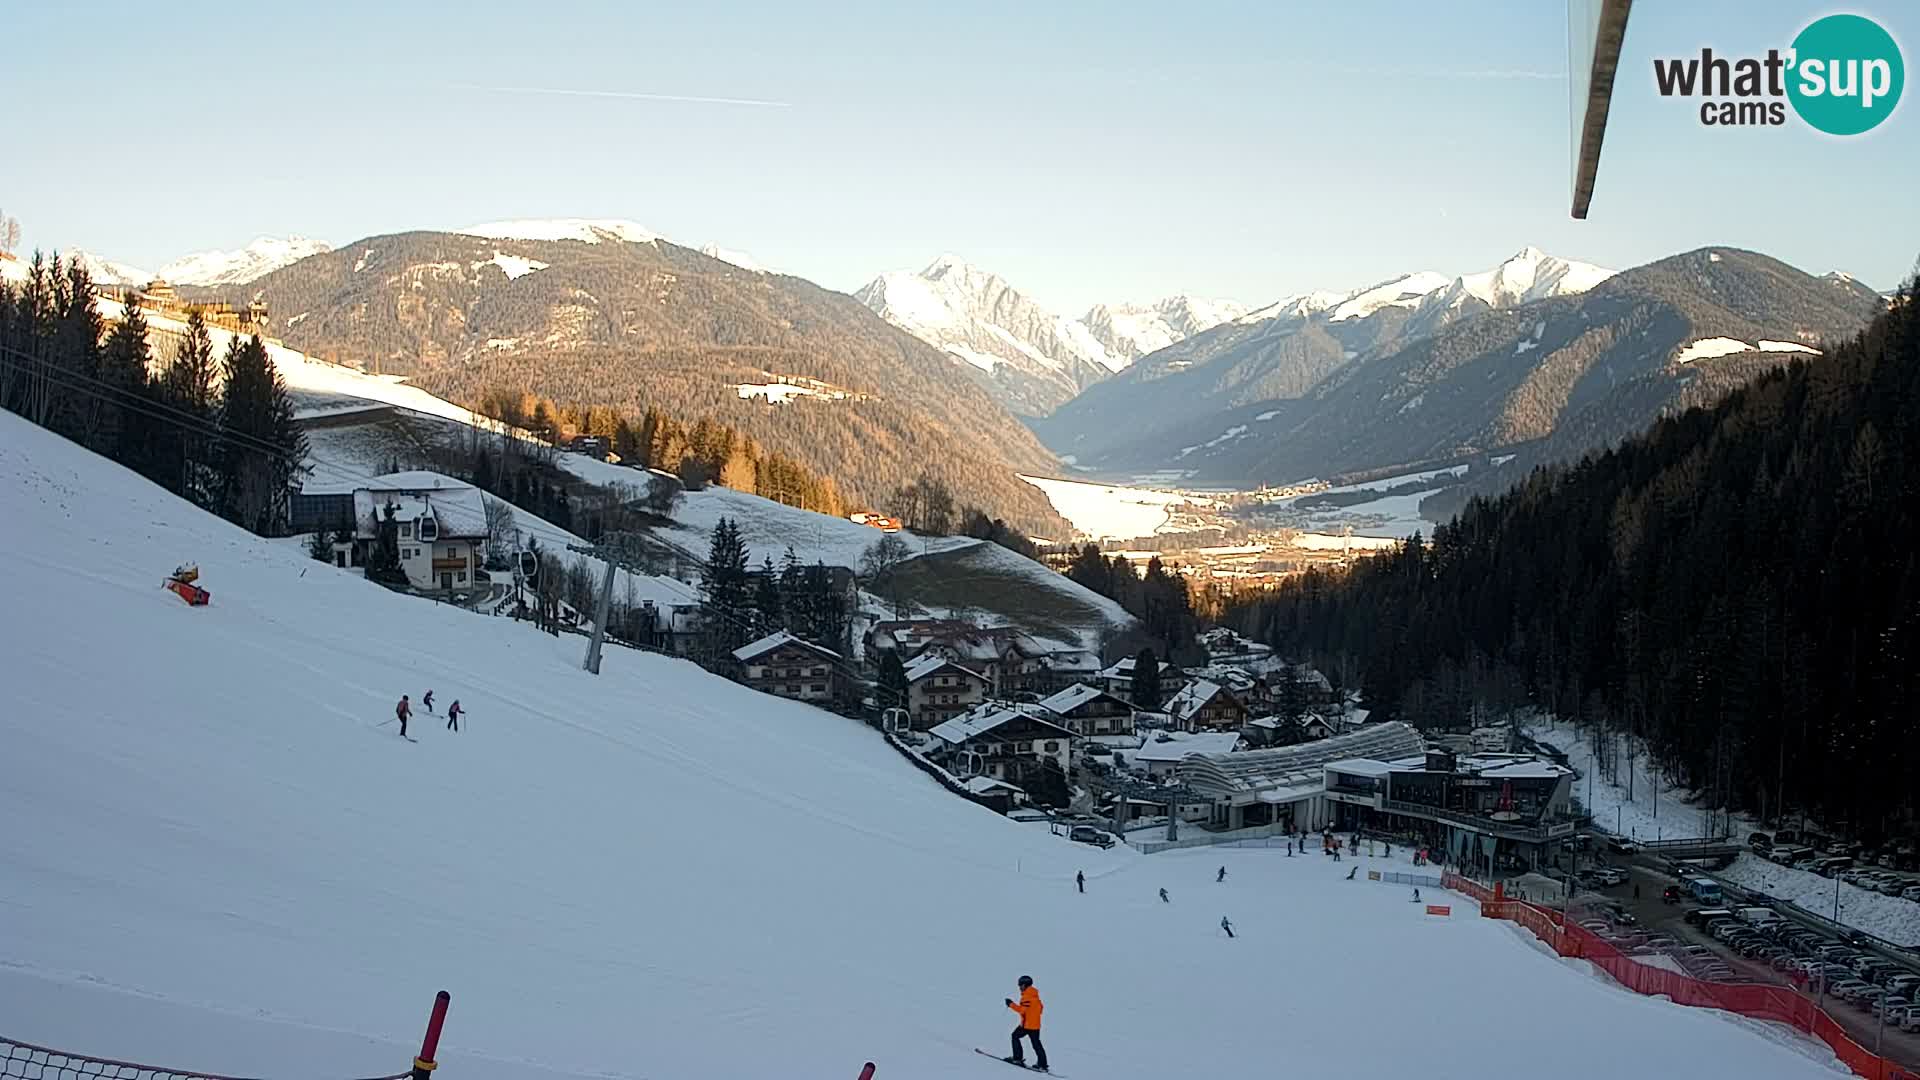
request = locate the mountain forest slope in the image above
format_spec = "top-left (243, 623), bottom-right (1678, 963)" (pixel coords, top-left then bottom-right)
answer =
top-left (1230, 272), bottom-right (1919, 831)
top-left (1078, 249), bottom-right (1887, 487)
top-left (1033, 248), bottom-right (1611, 465)
top-left (221, 229), bottom-right (1067, 533)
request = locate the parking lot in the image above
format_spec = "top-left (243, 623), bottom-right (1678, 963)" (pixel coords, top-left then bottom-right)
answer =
top-left (1554, 854), bottom-right (1920, 1066)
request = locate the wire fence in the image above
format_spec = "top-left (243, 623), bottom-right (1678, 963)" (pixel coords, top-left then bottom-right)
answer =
top-left (1, 1034), bottom-right (410, 1080)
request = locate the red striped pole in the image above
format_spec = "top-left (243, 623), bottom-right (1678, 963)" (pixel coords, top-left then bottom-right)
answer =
top-left (412, 991), bottom-right (451, 1080)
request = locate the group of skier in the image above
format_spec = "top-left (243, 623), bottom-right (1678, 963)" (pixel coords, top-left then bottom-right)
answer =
top-left (393, 689), bottom-right (462, 739)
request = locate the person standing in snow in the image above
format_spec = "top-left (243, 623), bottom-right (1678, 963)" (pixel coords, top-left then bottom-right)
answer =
top-left (395, 695), bottom-right (411, 738)
top-left (1346, 866), bottom-right (1357, 880)
top-left (422, 689), bottom-right (435, 715)
top-left (446, 700), bottom-right (462, 732)
top-left (1413, 888), bottom-right (1421, 903)
top-left (1216, 866), bottom-right (1227, 883)
top-left (1003, 975), bottom-right (1047, 1072)
top-left (1159, 887), bottom-right (1170, 903)
top-left (1220, 915), bottom-right (1235, 939)
top-left (1075, 870), bottom-right (1085, 894)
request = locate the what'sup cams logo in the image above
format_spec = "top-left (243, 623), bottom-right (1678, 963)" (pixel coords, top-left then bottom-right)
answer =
top-left (1653, 13), bottom-right (1903, 134)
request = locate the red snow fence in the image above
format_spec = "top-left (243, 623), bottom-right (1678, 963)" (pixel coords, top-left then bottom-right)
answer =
top-left (3, 991), bottom-right (449, 1080)
top-left (1445, 872), bottom-right (1919, 1080)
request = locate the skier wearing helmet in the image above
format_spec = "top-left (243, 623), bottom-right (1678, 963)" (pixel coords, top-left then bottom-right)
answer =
top-left (1003, 974), bottom-right (1047, 1071)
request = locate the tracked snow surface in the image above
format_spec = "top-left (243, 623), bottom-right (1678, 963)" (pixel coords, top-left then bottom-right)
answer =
top-left (0, 414), bottom-right (1845, 1079)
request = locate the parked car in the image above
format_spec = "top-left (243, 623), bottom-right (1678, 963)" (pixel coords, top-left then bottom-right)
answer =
top-left (1903, 1006), bottom-right (1920, 1033)
top-left (1831, 980), bottom-right (1873, 1002)
top-left (1884, 974), bottom-right (1920, 996)
top-left (1814, 857), bottom-right (1852, 877)
top-left (1902, 885), bottom-right (1920, 902)
top-left (1749, 831), bottom-right (1773, 851)
top-left (1607, 837), bottom-right (1640, 854)
top-left (1068, 825), bottom-right (1116, 848)
top-left (1662, 884), bottom-right (1683, 904)
top-left (1855, 988), bottom-right (1888, 1011)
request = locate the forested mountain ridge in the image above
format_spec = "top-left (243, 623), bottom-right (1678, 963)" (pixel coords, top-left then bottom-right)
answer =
top-left (1033, 248), bottom-right (1611, 463)
top-left (211, 229), bottom-right (1069, 534)
top-left (1076, 248), bottom-right (1887, 487)
top-left (1230, 271), bottom-right (1919, 832)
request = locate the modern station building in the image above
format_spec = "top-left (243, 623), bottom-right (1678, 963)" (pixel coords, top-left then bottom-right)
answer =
top-left (1166, 723), bottom-right (1581, 870)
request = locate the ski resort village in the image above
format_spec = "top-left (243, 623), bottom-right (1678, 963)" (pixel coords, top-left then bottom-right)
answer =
top-left (5, 242), bottom-right (1913, 1080)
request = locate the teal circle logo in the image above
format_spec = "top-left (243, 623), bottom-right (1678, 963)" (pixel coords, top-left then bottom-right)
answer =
top-left (1787, 14), bottom-right (1904, 135)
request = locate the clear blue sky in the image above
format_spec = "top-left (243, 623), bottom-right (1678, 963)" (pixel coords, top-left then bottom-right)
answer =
top-left (3, 0), bottom-right (1913, 310)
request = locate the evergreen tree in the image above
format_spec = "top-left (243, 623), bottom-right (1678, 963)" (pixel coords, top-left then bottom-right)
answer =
top-left (216, 335), bottom-right (305, 535)
top-left (159, 309), bottom-right (220, 505)
top-left (878, 649), bottom-right (909, 711)
top-left (98, 292), bottom-right (150, 464)
top-left (699, 517), bottom-right (752, 661)
top-left (1132, 647), bottom-right (1162, 711)
top-left (52, 259), bottom-right (103, 443)
top-left (752, 555), bottom-right (783, 635)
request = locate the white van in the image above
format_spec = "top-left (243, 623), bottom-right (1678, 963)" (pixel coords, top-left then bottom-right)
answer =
top-left (1737, 906), bottom-right (1782, 928)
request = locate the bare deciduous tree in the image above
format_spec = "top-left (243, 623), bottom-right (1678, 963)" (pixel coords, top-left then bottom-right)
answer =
top-left (858, 532), bottom-right (912, 585)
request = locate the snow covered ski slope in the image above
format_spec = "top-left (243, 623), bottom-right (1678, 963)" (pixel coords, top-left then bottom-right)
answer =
top-left (0, 413), bottom-right (1843, 1079)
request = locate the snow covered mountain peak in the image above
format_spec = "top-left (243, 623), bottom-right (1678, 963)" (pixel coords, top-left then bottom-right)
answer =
top-left (159, 236), bottom-right (331, 286)
top-left (63, 250), bottom-right (153, 286)
top-left (1327, 271), bottom-right (1452, 322)
top-left (459, 218), bottom-right (659, 245)
top-left (1079, 295), bottom-right (1247, 366)
top-left (855, 258), bottom-right (1242, 414)
top-left (1441, 247), bottom-right (1614, 310)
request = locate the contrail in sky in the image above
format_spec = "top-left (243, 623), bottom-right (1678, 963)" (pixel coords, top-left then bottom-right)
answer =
top-left (460, 84), bottom-right (792, 107)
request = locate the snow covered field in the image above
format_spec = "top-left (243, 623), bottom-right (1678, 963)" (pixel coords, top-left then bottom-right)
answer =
top-left (1019, 475), bottom-right (1210, 541)
top-left (0, 413), bottom-right (1848, 1079)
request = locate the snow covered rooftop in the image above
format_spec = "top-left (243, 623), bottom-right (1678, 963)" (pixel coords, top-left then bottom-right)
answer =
top-left (351, 475), bottom-right (490, 540)
top-left (1178, 722), bottom-right (1425, 795)
top-left (1036, 682), bottom-right (1121, 715)
top-left (1325, 757), bottom-right (1398, 778)
top-left (961, 775), bottom-right (1023, 796)
top-left (927, 705), bottom-right (1069, 746)
top-left (1125, 731), bottom-right (1242, 763)
top-left (731, 630), bottom-right (840, 664)
top-left (1165, 679), bottom-right (1237, 724)
top-left (902, 653), bottom-right (985, 684)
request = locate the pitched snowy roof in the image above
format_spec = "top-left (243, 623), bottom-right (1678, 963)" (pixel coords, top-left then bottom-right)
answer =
top-left (929, 704), bottom-right (1072, 746)
top-left (1099, 656), bottom-right (1173, 679)
top-left (1037, 682), bottom-right (1124, 715)
top-left (1166, 679), bottom-right (1234, 723)
top-left (903, 653), bottom-right (986, 684)
top-left (962, 776), bottom-right (1024, 796)
top-left (352, 477), bottom-right (490, 541)
top-left (732, 630), bottom-right (841, 663)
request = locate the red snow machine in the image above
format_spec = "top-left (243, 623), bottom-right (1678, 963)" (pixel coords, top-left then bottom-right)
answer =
top-left (165, 563), bottom-right (210, 606)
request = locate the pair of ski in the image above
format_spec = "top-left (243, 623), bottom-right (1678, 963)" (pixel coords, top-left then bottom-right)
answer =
top-left (973, 1048), bottom-right (1058, 1075)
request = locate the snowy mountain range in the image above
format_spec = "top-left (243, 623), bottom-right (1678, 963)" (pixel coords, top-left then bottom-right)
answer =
top-left (1046, 248), bottom-right (1887, 491)
top-left (854, 255), bottom-right (1242, 416)
top-left (63, 250), bottom-right (153, 286)
top-left (160, 236), bottom-right (332, 286)
top-left (1035, 247), bottom-right (1616, 458)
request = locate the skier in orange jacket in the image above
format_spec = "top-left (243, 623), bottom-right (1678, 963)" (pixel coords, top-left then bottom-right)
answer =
top-left (1003, 975), bottom-right (1047, 1071)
